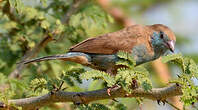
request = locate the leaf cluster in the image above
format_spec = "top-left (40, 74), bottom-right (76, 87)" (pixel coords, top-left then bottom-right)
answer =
top-left (81, 51), bottom-right (152, 93)
top-left (162, 54), bottom-right (198, 105)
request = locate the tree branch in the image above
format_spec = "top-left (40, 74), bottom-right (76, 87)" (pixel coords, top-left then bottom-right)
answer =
top-left (0, 84), bottom-right (182, 110)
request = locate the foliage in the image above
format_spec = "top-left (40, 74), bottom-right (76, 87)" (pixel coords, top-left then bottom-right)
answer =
top-left (162, 54), bottom-right (198, 105)
top-left (81, 51), bottom-right (152, 93)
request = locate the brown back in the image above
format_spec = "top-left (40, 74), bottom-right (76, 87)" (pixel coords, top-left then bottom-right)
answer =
top-left (69, 24), bottom-right (152, 54)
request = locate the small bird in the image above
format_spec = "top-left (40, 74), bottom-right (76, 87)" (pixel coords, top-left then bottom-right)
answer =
top-left (21, 24), bottom-right (176, 75)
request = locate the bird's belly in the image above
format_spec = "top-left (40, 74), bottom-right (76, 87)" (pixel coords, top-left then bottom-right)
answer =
top-left (89, 54), bottom-right (119, 70)
top-left (87, 44), bottom-right (155, 70)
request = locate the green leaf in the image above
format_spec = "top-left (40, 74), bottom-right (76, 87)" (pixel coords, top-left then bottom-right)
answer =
top-left (115, 103), bottom-right (127, 110)
top-left (30, 78), bottom-right (47, 93)
top-left (107, 14), bottom-right (114, 23)
top-left (8, 0), bottom-right (24, 13)
top-left (41, 20), bottom-right (50, 29)
top-left (161, 53), bottom-right (183, 63)
top-left (40, 0), bottom-right (47, 7)
top-left (81, 70), bottom-right (116, 87)
top-left (116, 51), bottom-right (136, 68)
top-left (162, 54), bottom-right (185, 72)
top-left (163, 54), bottom-right (198, 105)
top-left (141, 81), bottom-right (152, 91)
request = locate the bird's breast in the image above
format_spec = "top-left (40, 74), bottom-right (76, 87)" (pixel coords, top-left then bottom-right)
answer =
top-left (131, 44), bottom-right (155, 65)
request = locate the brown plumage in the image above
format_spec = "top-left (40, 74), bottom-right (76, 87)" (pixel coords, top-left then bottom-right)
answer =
top-left (69, 24), bottom-right (176, 55)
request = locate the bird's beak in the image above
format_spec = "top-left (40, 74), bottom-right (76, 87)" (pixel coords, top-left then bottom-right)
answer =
top-left (167, 40), bottom-right (175, 53)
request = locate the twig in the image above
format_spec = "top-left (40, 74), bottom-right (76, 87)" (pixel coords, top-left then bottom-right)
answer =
top-left (0, 84), bottom-right (182, 110)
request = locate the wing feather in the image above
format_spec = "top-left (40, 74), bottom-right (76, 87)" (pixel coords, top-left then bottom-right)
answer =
top-left (69, 25), bottom-right (151, 54)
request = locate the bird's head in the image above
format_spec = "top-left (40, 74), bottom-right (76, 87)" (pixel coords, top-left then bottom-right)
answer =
top-left (149, 24), bottom-right (176, 53)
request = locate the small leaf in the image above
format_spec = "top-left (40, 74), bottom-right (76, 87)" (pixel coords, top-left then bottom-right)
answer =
top-left (161, 53), bottom-right (183, 63)
top-left (81, 70), bottom-right (116, 87)
top-left (40, 0), bottom-right (47, 7)
top-left (141, 81), bottom-right (152, 91)
top-left (41, 20), bottom-right (50, 29)
top-left (107, 14), bottom-right (114, 23)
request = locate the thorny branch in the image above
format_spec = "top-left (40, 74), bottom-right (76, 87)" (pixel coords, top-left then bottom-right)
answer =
top-left (0, 84), bottom-right (182, 110)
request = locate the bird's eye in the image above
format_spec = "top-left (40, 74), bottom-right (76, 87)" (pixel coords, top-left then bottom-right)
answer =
top-left (160, 31), bottom-right (164, 39)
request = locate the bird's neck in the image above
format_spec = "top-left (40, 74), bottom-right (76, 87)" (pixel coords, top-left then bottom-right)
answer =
top-left (150, 33), bottom-right (167, 58)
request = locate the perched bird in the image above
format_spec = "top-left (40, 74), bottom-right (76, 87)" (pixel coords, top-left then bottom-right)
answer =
top-left (21, 24), bottom-right (176, 75)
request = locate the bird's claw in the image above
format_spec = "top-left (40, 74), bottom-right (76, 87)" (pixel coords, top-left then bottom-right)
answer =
top-left (157, 99), bottom-right (166, 106)
top-left (107, 85), bottom-right (120, 96)
top-left (131, 79), bottom-right (138, 89)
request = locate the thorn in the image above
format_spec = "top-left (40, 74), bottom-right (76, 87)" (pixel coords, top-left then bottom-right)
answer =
top-left (112, 98), bottom-right (119, 102)
top-left (157, 100), bottom-right (166, 106)
top-left (163, 101), bottom-right (166, 106)
top-left (62, 87), bottom-right (68, 91)
top-left (57, 81), bottom-right (64, 91)
top-left (177, 74), bottom-right (181, 78)
top-left (52, 85), bottom-right (56, 90)
top-left (176, 83), bottom-right (180, 86)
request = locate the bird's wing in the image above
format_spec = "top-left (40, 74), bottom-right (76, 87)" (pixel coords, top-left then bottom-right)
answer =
top-left (69, 25), bottom-right (150, 54)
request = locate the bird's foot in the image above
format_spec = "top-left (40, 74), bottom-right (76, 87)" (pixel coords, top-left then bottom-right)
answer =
top-left (107, 85), bottom-right (121, 96)
top-left (157, 99), bottom-right (166, 106)
top-left (131, 79), bottom-right (138, 89)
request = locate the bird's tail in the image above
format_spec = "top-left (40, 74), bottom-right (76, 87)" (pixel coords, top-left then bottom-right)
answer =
top-left (18, 52), bottom-right (91, 65)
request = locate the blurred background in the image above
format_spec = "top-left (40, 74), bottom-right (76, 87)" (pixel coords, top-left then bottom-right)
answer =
top-left (0, 0), bottom-right (198, 110)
